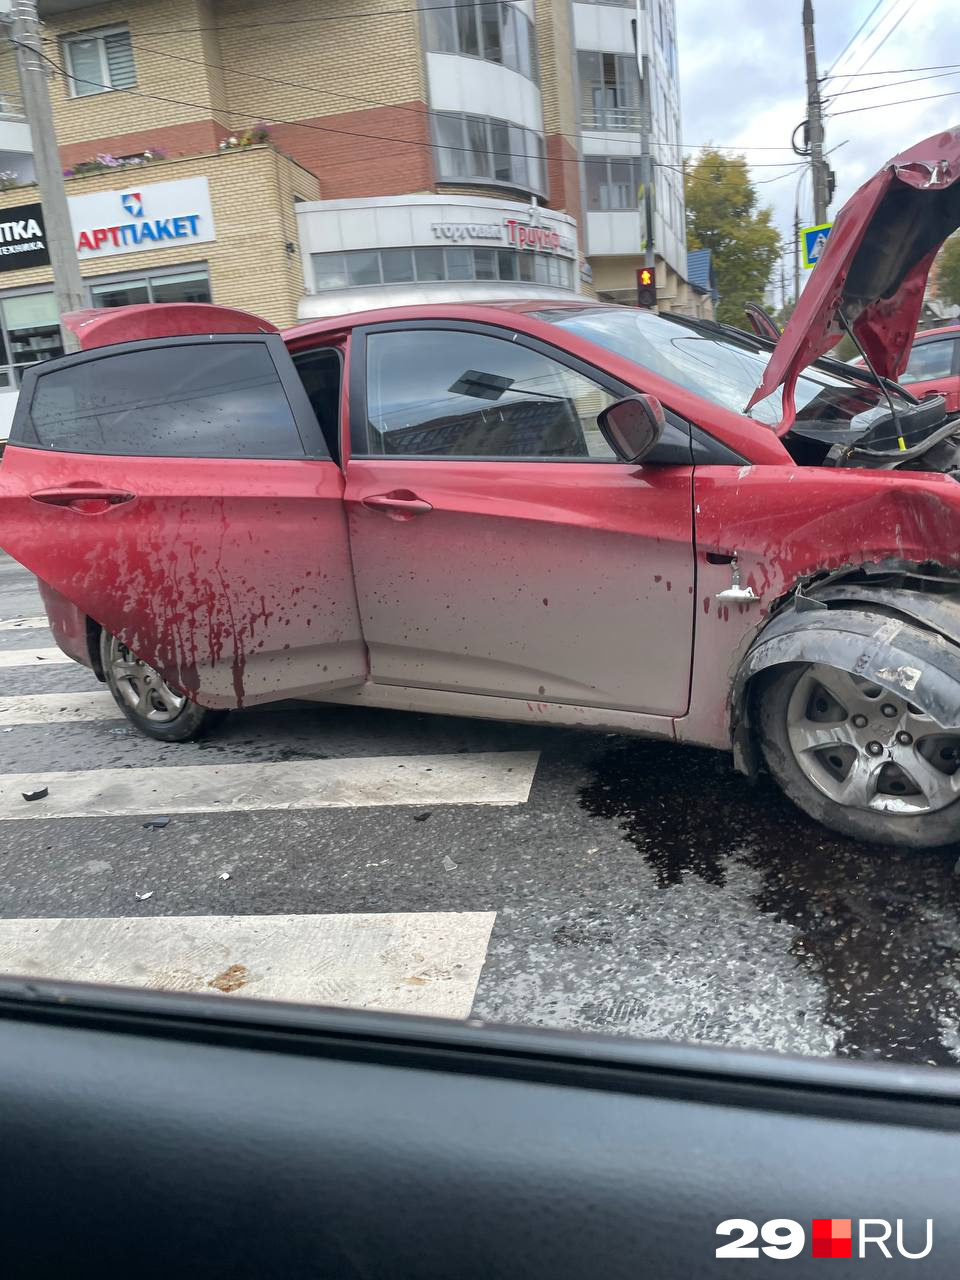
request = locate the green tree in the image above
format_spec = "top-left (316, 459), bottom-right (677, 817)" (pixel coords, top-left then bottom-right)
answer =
top-left (684, 149), bottom-right (781, 327)
top-left (937, 233), bottom-right (960, 305)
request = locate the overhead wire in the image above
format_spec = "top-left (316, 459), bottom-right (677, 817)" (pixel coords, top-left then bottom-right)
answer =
top-left (825, 0), bottom-right (916, 101)
top-left (821, 0), bottom-right (890, 81)
top-left (18, 41), bottom-right (813, 171)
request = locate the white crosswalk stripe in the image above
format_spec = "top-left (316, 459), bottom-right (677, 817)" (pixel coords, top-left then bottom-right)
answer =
top-left (0, 616), bottom-right (49, 632)
top-left (0, 752), bottom-right (539, 819)
top-left (0, 645), bottom-right (72, 667)
top-left (0, 691), bottom-right (120, 725)
top-left (0, 912), bottom-right (497, 1018)
top-left (0, 583), bottom-right (529, 1014)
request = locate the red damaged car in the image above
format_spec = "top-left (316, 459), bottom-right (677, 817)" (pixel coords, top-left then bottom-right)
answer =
top-left (2, 128), bottom-right (960, 848)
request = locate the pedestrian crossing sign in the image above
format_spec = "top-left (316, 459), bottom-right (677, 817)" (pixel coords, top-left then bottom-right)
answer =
top-left (801, 221), bottom-right (834, 269)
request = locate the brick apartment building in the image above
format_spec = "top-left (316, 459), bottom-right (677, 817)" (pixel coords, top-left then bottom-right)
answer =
top-left (0, 0), bottom-right (710, 425)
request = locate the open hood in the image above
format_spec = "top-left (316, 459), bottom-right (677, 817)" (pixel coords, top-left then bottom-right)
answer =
top-left (747, 125), bottom-right (960, 434)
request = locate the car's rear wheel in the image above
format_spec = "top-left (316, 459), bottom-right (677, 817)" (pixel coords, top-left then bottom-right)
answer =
top-left (100, 630), bottom-right (225, 742)
top-left (755, 661), bottom-right (960, 848)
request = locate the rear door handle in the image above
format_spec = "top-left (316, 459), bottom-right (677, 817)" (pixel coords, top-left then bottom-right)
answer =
top-left (30, 487), bottom-right (136, 509)
top-left (361, 491), bottom-right (433, 517)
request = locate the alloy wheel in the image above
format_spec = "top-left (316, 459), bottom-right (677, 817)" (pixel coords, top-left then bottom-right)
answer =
top-left (105, 634), bottom-right (186, 724)
top-left (786, 663), bottom-right (960, 815)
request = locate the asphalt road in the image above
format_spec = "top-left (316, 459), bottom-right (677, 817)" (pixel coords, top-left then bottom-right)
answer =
top-left (2, 552), bottom-right (960, 1064)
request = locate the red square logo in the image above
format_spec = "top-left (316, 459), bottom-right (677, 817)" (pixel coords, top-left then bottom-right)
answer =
top-left (812, 1219), bottom-right (852, 1258)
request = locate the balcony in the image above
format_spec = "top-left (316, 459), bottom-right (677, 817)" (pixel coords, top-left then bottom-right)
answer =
top-left (580, 106), bottom-right (643, 131)
top-left (0, 90), bottom-right (23, 121)
top-left (0, 89), bottom-right (33, 181)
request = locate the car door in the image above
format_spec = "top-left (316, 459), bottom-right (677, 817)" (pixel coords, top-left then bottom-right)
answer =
top-left (344, 321), bottom-right (695, 716)
top-left (0, 329), bottom-right (365, 709)
top-left (899, 337), bottom-right (960, 414)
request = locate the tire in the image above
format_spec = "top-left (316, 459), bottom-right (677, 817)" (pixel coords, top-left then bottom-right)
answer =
top-left (754, 661), bottom-right (960, 849)
top-left (100, 629), bottom-right (226, 743)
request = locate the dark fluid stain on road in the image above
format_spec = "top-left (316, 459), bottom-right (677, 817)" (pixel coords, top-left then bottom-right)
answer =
top-left (579, 738), bottom-right (960, 1066)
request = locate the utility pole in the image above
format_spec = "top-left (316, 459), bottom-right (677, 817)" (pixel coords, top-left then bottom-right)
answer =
top-left (802, 0), bottom-right (828, 225)
top-left (639, 49), bottom-right (655, 276)
top-left (793, 209), bottom-right (800, 304)
top-left (632, 9), bottom-right (655, 301)
top-left (10, 0), bottom-right (83, 351)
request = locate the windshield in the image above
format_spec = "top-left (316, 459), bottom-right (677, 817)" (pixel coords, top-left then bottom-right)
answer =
top-left (540, 306), bottom-right (902, 433)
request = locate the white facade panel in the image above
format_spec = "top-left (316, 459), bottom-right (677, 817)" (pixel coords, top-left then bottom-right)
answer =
top-left (0, 118), bottom-right (33, 157)
top-left (426, 53), bottom-right (543, 133)
top-left (572, 4), bottom-right (637, 55)
top-left (580, 130), bottom-right (643, 157)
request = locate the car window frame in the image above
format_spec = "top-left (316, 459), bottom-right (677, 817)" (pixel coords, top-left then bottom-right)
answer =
top-left (348, 319), bottom-right (743, 466)
top-left (291, 343), bottom-right (345, 465)
top-left (901, 336), bottom-right (960, 385)
top-left (10, 333), bottom-right (331, 461)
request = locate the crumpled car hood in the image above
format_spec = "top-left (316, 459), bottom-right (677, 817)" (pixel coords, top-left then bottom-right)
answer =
top-left (747, 124), bottom-right (960, 434)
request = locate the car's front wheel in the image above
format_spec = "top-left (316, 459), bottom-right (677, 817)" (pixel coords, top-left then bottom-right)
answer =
top-left (756, 661), bottom-right (960, 848)
top-left (100, 630), bottom-right (225, 742)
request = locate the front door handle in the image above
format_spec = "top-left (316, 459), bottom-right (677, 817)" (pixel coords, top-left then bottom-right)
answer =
top-left (361, 491), bottom-right (433, 517)
top-left (30, 487), bottom-right (136, 510)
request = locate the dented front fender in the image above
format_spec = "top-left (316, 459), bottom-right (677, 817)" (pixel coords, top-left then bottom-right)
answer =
top-left (731, 608), bottom-right (960, 775)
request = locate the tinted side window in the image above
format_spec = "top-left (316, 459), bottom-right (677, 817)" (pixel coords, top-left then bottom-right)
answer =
top-left (901, 340), bottom-right (956, 384)
top-left (28, 342), bottom-right (305, 457)
top-left (293, 348), bottom-right (342, 463)
top-left (361, 329), bottom-right (618, 459)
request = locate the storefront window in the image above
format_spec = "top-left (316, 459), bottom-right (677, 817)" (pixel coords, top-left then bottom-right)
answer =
top-left (0, 292), bottom-right (63, 387)
top-left (312, 246), bottom-right (575, 292)
top-left (89, 266), bottom-right (212, 308)
top-left (90, 280), bottom-right (150, 308)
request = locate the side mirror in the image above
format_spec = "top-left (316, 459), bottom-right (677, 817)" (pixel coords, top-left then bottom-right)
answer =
top-left (596, 394), bottom-right (666, 463)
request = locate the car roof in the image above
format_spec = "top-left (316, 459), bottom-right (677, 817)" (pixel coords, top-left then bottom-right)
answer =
top-left (914, 324), bottom-right (960, 342)
top-left (282, 298), bottom-right (595, 345)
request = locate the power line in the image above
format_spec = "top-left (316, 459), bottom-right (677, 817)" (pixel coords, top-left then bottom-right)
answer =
top-left (827, 0), bottom-right (915, 100)
top-left (828, 84), bottom-right (960, 117)
top-left (821, 61), bottom-right (960, 80)
top-left (825, 66), bottom-right (960, 99)
top-left (26, 41), bottom-right (812, 168)
top-left (27, 44), bottom-right (789, 181)
top-left (52, 1), bottom-right (520, 38)
top-left (121, 38), bottom-right (801, 160)
top-left (822, 0), bottom-right (888, 79)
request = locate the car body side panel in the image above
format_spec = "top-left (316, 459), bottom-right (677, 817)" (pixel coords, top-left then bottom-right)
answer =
top-left (906, 375), bottom-right (960, 416)
top-left (36, 579), bottom-right (92, 670)
top-left (0, 446), bottom-right (367, 709)
top-left (345, 457), bottom-right (696, 715)
top-left (677, 465), bottom-right (960, 750)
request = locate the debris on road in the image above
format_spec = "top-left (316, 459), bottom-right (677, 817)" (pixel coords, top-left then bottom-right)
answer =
top-left (21, 787), bottom-right (48, 802)
top-left (143, 816), bottom-right (170, 829)
top-left (219, 872), bottom-right (231, 881)
top-left (413, 811), bottom-right (432, 822)
top-left (134, 890), bottom-right (154, 902)
top-left (442, 855), bottom-right (458, 871)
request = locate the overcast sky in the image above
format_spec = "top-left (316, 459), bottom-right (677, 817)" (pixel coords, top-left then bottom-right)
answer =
top-left (675, 0), bottom-right (958, 295)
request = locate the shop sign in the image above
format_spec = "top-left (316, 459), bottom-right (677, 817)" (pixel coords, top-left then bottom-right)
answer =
top-left (431, 210), bottom-right (576, 258)
top-left (431, 221), bottom-right (502, 243)
top-left (69, 176), bottom-right (216, 260)
top-left (0, 202), bottom-right (50, 272)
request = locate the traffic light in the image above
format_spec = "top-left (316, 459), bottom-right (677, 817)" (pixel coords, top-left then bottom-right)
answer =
top-left (636, 266), bottom-right (656, 309)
